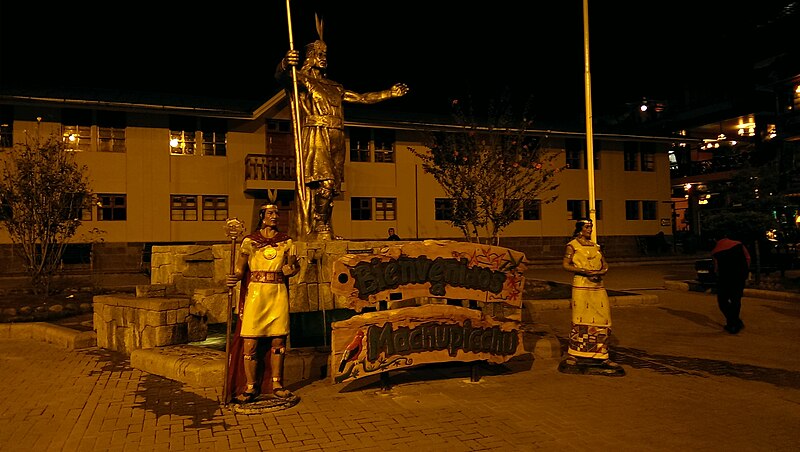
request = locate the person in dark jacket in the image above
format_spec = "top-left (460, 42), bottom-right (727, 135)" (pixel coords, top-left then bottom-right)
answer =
top-left (387, 228), bottom-right (400, 241)
top-left (711, 235), bottom-right (751, 334)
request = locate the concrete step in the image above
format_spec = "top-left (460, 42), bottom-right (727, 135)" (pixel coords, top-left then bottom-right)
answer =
top-left (130, 345), bottom-right (329, 390)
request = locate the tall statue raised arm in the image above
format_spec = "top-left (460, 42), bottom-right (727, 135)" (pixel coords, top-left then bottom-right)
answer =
top-left (275, 20), bottom-right (409, 241)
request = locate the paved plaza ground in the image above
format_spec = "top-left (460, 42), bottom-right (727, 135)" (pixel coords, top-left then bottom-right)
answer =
top-left (1, 262), bottom-right (799, 451)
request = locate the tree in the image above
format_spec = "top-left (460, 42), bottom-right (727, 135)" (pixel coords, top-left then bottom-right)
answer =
top-left (409, 94), bottom-right (564, 245)
top-left (700, 160), bottom-right (784, 283)
top-left (0, 134), bottom-right (92, 296)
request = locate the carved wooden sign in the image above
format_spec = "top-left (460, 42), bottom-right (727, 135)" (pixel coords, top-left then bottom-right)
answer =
top-left (331, 304), bottom-right (527, 384)
top-left (330, 240), bottom-right (527, 312)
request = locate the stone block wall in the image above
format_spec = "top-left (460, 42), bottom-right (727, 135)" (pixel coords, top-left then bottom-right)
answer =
top-left (142, 236), bottom-right (653, 322)
top-left (147, 240), bottom-right (404, 318)
top-left (93, 294), bottom-right (203, 355)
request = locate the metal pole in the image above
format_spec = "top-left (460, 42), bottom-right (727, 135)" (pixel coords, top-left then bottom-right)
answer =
top-left (222, 219), bottom-right (244, 406)
top-left (285, 0), bottom-right (306, 207)
top-left (583, 0), bottom-right (597, 242)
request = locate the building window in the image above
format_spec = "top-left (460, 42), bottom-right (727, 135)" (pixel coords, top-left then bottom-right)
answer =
top-left (435, 198), bottom-right (454, 221)
top-left (170, 130), bottom-right (196, 155)
top-left (641, 143), bottom-right (655, 171)
top-left (375, 197), bottom-right (396, 220)
top-left (62, 109), bottom-right (92, 152)
top-left (169, 117), bottom-right (197, 155)
top-left (351, 197), bottom-right (372, 220)
top-left (202, 131), bottom-right (226, 156)
top-left (625, 200), bottom-right (640, 220)
top-left (0, 106), bottom-right (13, 148)
top-left (624, 142), bottom-right (639, 171)
top-left (349, 129), bottom-right (371, 162)
top-left (71, 195), bottom-right (93, 221)
top-left (624, 142), bottom-right (655, 172)
top-left (523, 199), bottom-right (541, 220)
top-left (97, 194), bottom-right (126, 221)
top-left (349, 128), bottom-right (396, 163)
top-left (565, 138), bottom-right (600, 170)
top-left (642, 200), bottom-right (657, 220)
top-left (592, 141), bottom-right (601, 169)
top-left (373, 129), bottom-right (395, 163)
top-left (202, 196), bottom-right (228, 221)
top-left (97, 111), bottom-right (126, 153)
top-left (565, 139), bottom-right (582, 169)
top-left (567, 199), bottom-right (602, 220)
top-left (201, 119), bottom-right (227, 156)
top-left (567, 200), bottom-right (584, 220)
top-left (170, 195), bottom-right (197, 221)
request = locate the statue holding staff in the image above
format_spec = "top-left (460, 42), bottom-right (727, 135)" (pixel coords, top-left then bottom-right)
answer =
top-left (276, 14), bottom-right (409, 240)
top-left (225, 204), bottom-right (300, 405)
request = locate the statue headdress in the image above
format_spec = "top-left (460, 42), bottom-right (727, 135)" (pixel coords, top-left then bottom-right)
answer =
top-left (304, 13), bottom-right (326, 59)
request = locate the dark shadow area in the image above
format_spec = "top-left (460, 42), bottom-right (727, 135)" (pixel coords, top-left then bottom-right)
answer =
top-left (338, 358), bottom-right (534, 393)
top-left (657, 306), bottom-right (721, 329)
top-left (762, 304), bottom-right (800, 318)
top-left (133, 373), bottom-right (226, 429)
top-left (82, 348), bottom-right (225, 429)
top-left (525, 279), bottom-right (632, 299)
top-left (83, 348), bottom-right (134, 374)
top-left (551, 336), bottom-right (800, 389)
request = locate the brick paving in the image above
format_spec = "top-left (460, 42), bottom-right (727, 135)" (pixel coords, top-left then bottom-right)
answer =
top-left (2, 280), bottom-right (800, 450)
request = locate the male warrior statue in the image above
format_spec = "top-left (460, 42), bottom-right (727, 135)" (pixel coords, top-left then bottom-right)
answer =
top-left (275, 17), bottom-right (409, 240)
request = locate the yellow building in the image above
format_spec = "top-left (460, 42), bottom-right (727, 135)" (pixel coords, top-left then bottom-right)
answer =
top-left (0, 90), bottom-right (684, 272)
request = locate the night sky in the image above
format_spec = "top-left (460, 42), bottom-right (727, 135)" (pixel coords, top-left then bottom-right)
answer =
top-left (0, 1), bottom-right (795, 124)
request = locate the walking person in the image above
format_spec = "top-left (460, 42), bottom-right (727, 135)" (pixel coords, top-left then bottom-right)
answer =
top-left (711, 233), bottom-right (751, 334)
top-left (559, 219), bottom-right (625, 376)
top-left (226, 203), bottom-right (300, 404)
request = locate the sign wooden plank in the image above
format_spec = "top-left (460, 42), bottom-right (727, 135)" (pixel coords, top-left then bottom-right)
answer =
top-left (330, 304), bottom-right (528, 384)
top-left (330, 240), bottom-right (527, 312)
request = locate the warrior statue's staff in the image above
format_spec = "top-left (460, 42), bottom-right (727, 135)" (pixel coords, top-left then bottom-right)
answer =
top-left (222, 218), bottom-right (245, 406)
top-left (285, 0), bottom-right (306, 210)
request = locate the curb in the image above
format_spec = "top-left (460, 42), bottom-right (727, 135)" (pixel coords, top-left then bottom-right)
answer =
top-left (522, 294), bottom-right (659, 312)
top-left (663, 279), bottom-right (800, 302)
top-left (3, 320), bottom-right (563, 390)
top-left (743, 288), bottom-right (800, 302)
top-left (0, 322), bottom-right (96, 350)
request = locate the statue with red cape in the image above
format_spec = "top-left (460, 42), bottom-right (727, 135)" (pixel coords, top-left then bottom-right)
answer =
top-left (225, 204), bottom-right (300, 412)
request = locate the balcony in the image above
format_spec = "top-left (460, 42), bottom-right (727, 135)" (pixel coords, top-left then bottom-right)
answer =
top-left (244, 154), bottom-right (297, 192)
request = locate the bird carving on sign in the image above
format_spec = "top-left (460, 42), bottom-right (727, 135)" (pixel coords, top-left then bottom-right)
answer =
top-left (338, 330), bottom-right (365, 373)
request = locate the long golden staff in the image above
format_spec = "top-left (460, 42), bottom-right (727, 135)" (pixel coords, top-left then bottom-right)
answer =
top-left (285, 0), bottom-right (307, 213)
top-left (222, 218), bottom-right (245, 406)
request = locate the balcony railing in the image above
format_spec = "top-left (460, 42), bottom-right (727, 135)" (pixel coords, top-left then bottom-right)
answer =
top-left (244, 154), bottom-right (297, 191)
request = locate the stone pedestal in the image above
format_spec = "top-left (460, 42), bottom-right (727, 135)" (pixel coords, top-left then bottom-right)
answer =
top-left (93, 294), bottom-right (193, 355)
